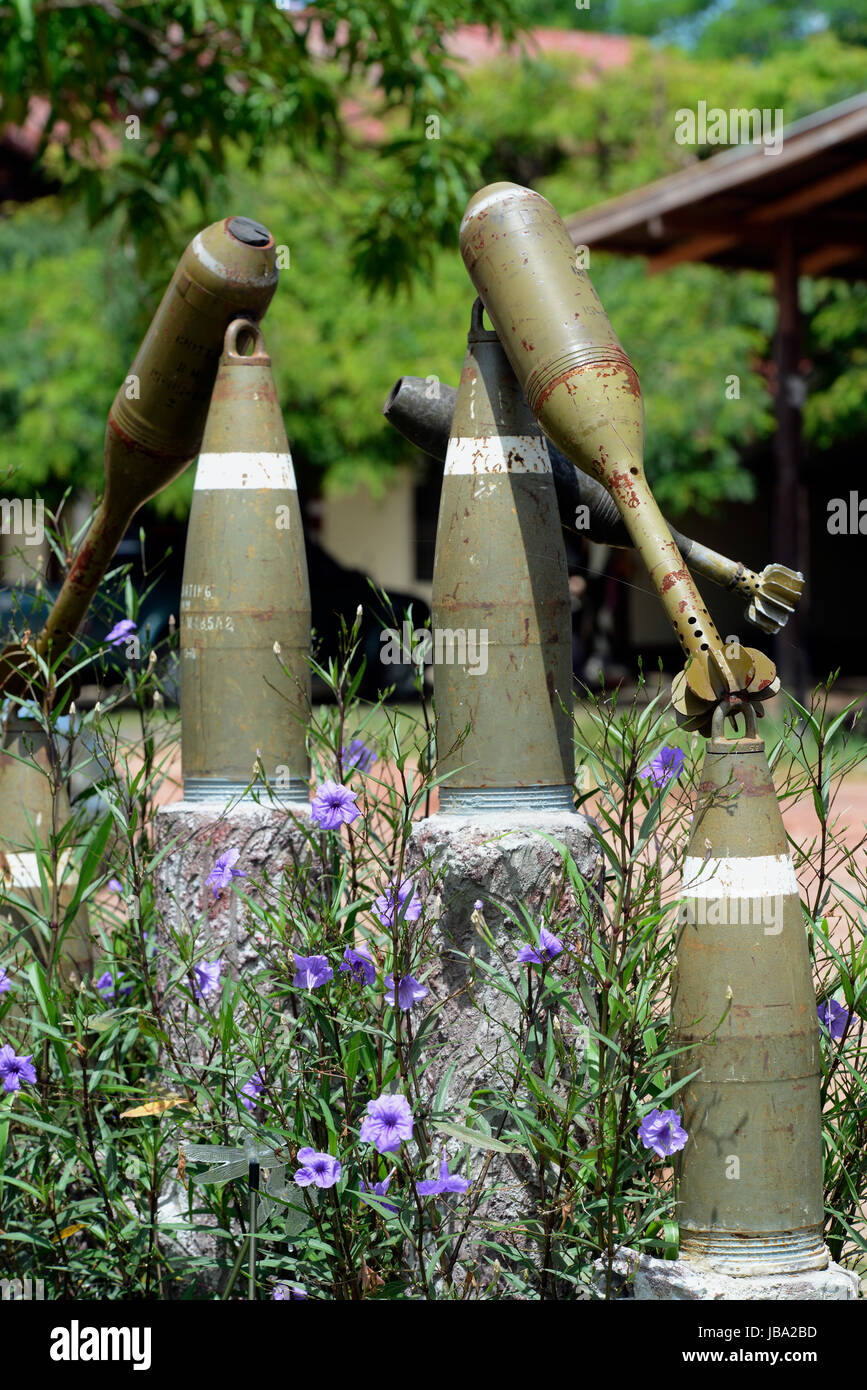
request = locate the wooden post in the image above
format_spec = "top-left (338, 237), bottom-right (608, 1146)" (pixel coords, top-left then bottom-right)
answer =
top-left (771, 225), bottom-right (809, 700)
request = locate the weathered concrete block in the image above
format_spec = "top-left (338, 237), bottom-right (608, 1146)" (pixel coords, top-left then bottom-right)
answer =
top-left (405, 808), bottom-right (602, 1289)
top-left (152, 797), bottom-right (312, 1294)
top-left (593, 1246), bottom-right (860, 1300)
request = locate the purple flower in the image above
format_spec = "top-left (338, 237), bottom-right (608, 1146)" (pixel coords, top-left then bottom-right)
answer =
top-left (310, 781), bottom-right (360, 830)
top-left (639, 1107), bottom-right (688, 1158)
top-left (818, 1000), bottom-right (850, 1041)
top-left (0, 968), bottom-right (10, 995)
top-left (416, 1148), bottom-right (470, 1198)
top-left (105, 618), bottom-right (137, 648)
top-left (639, 745), bottom-right (686, 789)
top-left (292, 953), bottom-right (333, 991)
top-left (360, 1168), bottom-right (398, 1213)
top-left (95, 970), bottom-right (132, 1001)
top-left (192, 958), bottom-right (222, 1001)
top-left (273, 1283), bottom-right (307, 1300)
top-left (339, 945), bottom-right (375, 986)
top-left (0, 1043), bottom-right (36, 1092)
top-left (107, 877), bottom-right (124, 893)
top-left (473, 900), bottom-right (484, 913)
top-left (374, 878), bottom-right (422, 929)
top-left (517, 925), bottom-right (564, 966)
top-left (205, 847), bottom-right (247, 900)
top-left (240, 1069), bottom-right (266, 1111)
top-left (293, 1147), bottom-right (341, 1189)
top-left (384, 973), bottom-right (428, 1011)
top-left (360, 1093), bottom-right (414, 1154)
top-left (342, 738), bottom-right (377, 773)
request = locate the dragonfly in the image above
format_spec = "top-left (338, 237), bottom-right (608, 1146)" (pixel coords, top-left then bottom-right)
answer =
top-left (181, 1139), bottom-right (291, 1220)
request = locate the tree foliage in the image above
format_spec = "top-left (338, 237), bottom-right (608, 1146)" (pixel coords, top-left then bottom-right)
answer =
top-left (0, 10), bottom-right (865, 517)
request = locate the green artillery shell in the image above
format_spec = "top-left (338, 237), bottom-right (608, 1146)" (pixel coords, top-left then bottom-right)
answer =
top-left (459, 183), bottom-right (770, 712)
top-left (432, 300), bottom-right (573, 812)
top-left (180, 319), bottom-right (310, 802)
top-left (383, 376), bottom-right (803, 633)
top-left (33, 217), bottom-right (279, 671)
top-left (672, 706), bottom-right (825, 1275)
top-left (0, 715), bottom-right (92, 981)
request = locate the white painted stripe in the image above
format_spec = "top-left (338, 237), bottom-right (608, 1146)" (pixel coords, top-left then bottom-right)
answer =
top-left (192, 231), bottom-right (275, 287)
top-left (1, 850), bottom-right (73, 889)
top-left (444, 435), bottom-right (552, 475)
top-left (682, 854), bottom-right (798, 898)
top-left (194, 452), bottom-right (297, 491)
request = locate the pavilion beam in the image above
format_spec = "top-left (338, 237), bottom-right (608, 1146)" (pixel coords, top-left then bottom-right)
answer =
top-left (771, 223), bottom-right (809, 701)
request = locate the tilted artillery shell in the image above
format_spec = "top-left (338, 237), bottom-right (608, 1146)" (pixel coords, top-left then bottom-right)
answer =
top-left (459, 182), bottom-right (768, 712)
top-left (180, 320), bottom-right (310, 802)
top-left (432, 301), bottom-right (573, 812)
top-left (31, 217), bottom-right (279, 671)
top-left (672, 711), bottom-right (825, 1275)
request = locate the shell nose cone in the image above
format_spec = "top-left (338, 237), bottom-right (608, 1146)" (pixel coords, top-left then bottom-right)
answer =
top-left (228, 216), bottom-right (273, 247)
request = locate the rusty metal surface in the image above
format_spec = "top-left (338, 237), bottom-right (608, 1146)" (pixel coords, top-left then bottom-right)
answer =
top-left (180, 319), bottom-right (310, 801)
top-left (0, 218), bottom-right (279, 697)
top-left (384, 375), bottom-right (803, 635)
top-left (432, 300), bottom-right (573, 803)
top-left (458, 182), bottom-right (780, 735)
top-left (672, 713), bottom-right (825, 1275)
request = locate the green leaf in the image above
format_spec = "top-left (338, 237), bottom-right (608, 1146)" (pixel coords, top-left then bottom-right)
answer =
top-left (433, 1121), bottom-right (526, 1155)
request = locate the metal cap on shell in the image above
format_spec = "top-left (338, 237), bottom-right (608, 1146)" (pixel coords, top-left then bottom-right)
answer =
top-left (228, 216), bottom-right (272, 247)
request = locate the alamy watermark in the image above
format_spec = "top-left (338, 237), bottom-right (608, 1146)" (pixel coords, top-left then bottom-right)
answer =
top-left (381, 621), bottom-right (489, 676)
top-left (1, 1275), bottom-right (44, 1299)
top-left (677, 893), bottom-right (784, 936)
top-left (0, 498), bottom-right (44, 546)
top-left (674, 102), bottom-right (784, 157)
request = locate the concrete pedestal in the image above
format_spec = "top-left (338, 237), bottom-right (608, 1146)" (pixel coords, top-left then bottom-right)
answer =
top-left (593, 1246), bottom-right (860, 1300)
top-left (151, 796), bottom-right (312, 1293)
top-left (405, 806), bottom-right (602, 1291)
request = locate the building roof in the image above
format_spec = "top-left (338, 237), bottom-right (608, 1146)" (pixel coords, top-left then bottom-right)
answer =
top-left (565, 93), bottom-right (867, 280)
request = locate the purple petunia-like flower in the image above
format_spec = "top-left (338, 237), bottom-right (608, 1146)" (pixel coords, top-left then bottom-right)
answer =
top-left (95, 971), bottom-right (132, 1002)
top-left (339, 945), bottom-right (376, 986)
top-left (342, 738), bottom-right (377, 773)
top-left (107, 877), bottom-right (124, 894)
top-left (639, 745), bottom-right (686, 789)
top-left (240, 1069), bottom-right (266, 1112)
top-left (292, 953), bottom-right (333, 991)
top-left (639, 1107), bottom-right (688, 1158)
top-left (374, 878), bottom-right (422, 929)
top-left (360, 1093), bottom-right (414, 1154)
top-left (0, 968), bottom-right (10, 995)
top-left (273, 1283), bottom-right (308, 1300)
top-left (818, 1000), bottom-right (850, 1041)
top-left (293, 1147), bottom-right (342, 1189)
top-left (206, 847), bottom-right (247, 900)
top-left (517, 925), bottom-right (564, 967)
top-left (416, 1148), bottom-right (470, 1198)
top-left (105, 618), bottom-right (137, 648)
top-left (360, 1168), bottom-right (398, 1214)
top-left (310, 781), bottom-right (361, 831)
top-left (384, 973), bottom-right (428, 1012)
top-left (192, 958), bottom-right (222, 1001)
top-left (0, 1043), bottom-right (36, 1093)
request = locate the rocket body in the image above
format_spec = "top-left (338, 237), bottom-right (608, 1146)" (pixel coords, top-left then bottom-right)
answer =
top-left (31, 217), bottom-right (279, 672)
